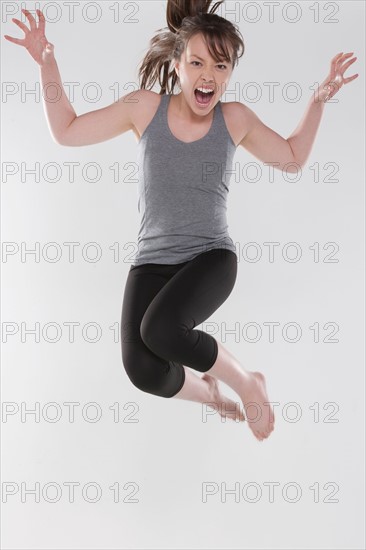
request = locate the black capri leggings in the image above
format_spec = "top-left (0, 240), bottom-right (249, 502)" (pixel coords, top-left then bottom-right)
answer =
top-left (120, 247), bottom-right (238, 398)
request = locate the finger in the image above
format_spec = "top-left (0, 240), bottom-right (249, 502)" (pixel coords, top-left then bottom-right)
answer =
top-left (3, 35), bottom-right (26, 46)
top-left (22, 8), bottom-right (37, 31)
top-left (11, 17), bottom-right (29, 35)
top-left (337, 53), bottom-right (353, 69)
top-left (342, 55), bottom-right (357, 64)
top-left (36, 9), bottom-right (46, 33)
top-left (330, 52), bottom-right (343, 74)
top-left (343, 73), bottom-right (359, 84)
top-left (340, 51), bottom-right (354, 59)
top-left (340, 56), bottom-right (357, 74)
top-left (331, 52), bottom-right (344, 62)
top-left (333, 52), bottom-right (346, 66)
top-left (335, 54), bottom-right (348, 70)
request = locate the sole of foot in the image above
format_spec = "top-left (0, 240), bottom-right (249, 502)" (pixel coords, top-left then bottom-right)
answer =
top-left (202, 373), bottom-right (245, 422)
top-left (242, 371), bottom-right (275, 441)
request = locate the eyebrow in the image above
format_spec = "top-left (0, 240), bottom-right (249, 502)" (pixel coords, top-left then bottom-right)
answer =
top-left (191, 54), bottom-right (228, 63)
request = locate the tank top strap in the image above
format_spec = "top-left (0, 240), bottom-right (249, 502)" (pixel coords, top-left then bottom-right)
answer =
top-left (215, 100), bottom-right (227, 130)
top-left (156, 93), bottom-right (169, 124)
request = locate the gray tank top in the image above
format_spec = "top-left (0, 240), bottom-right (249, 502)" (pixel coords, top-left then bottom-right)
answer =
top-left (133, 93), bottom-right (237, 265)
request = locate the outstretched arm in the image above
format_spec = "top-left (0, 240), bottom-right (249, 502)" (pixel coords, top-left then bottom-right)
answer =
top-left (287, 52), bottom-right (358, 168)
top-left (4, 8), bottom-right (138, 146)
top-left (238, 52), bottom-right (359, 172)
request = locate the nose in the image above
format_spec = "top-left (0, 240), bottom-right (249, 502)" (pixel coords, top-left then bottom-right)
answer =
top-left (201, 69), bottom-right (215, 82)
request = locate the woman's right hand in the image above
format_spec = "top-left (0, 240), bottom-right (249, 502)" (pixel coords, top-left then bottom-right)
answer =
top-left (4, 8), bottom-right (54, 67)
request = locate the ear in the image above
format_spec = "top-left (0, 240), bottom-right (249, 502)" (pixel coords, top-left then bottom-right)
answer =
top-left (174, 60), bottom-right (180, 80)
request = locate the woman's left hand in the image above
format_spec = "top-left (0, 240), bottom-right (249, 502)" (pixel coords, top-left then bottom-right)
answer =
top-left (318, 52), bottom-right (358, 102)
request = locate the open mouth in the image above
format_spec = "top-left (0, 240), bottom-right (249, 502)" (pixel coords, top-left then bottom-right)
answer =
top-left (194, 88), bottom-right (215, 106)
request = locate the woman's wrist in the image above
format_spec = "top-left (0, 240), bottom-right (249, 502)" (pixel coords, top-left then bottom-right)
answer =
top-left (38, 42), bottom-right (55, 68)
top-left (314, 85), bottom-right (331, 105)
top-left (38, 51), bottom-right (56, 70)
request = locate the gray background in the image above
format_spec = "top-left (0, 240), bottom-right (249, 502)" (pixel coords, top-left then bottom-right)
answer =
top-left (1, 1), bottom-right (365, 549)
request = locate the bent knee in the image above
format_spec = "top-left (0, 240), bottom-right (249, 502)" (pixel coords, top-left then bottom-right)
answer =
top-left (122, 356), bottom-right (179, 398)
top-left (140, 316), bottom-right (186, 356)
top-left (123, 359), bottom-right (155, 394)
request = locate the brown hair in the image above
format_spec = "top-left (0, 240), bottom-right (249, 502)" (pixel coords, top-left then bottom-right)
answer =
top-left (137, 0), bottom-right (245, 95)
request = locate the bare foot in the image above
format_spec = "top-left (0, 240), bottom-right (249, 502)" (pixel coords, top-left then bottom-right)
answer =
top-left (239, 371), bottom-right (275, 441)
top-left (202, 373), bottom-right (245, 422)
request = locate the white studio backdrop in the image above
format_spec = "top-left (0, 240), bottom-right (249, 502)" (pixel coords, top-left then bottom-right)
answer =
top-left (1, 1), bottom-right (365, 549)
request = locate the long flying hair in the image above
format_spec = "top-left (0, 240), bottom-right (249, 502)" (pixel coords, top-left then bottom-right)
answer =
top-left (137, 0), bottom-right (245, 95)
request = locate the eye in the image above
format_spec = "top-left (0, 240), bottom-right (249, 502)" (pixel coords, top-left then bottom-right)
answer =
top-left (191, 61), bottom-right (227, 70)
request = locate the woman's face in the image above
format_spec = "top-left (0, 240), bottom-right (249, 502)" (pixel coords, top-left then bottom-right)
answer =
top-left (174, 32), bottom-right (233, 112)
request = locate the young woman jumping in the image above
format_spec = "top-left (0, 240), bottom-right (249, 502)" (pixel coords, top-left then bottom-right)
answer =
top-left (4, 0), bottom-right (358, 442)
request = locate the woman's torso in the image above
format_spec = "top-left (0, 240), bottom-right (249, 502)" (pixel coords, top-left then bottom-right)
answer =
top-left (131, 92), bottom-right (240, 266)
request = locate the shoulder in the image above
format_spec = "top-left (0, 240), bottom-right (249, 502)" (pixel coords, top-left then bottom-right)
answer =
top-left (118, 88), bottom-right (161, 117)
top-left (119, 89), bottom-right (161, 134)
top-left (220, 101), bottom-right (257, 145)
top-left (132, 89), bottom-right (162, 109)
top-left (222, 101), bottom-right (257, 124)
